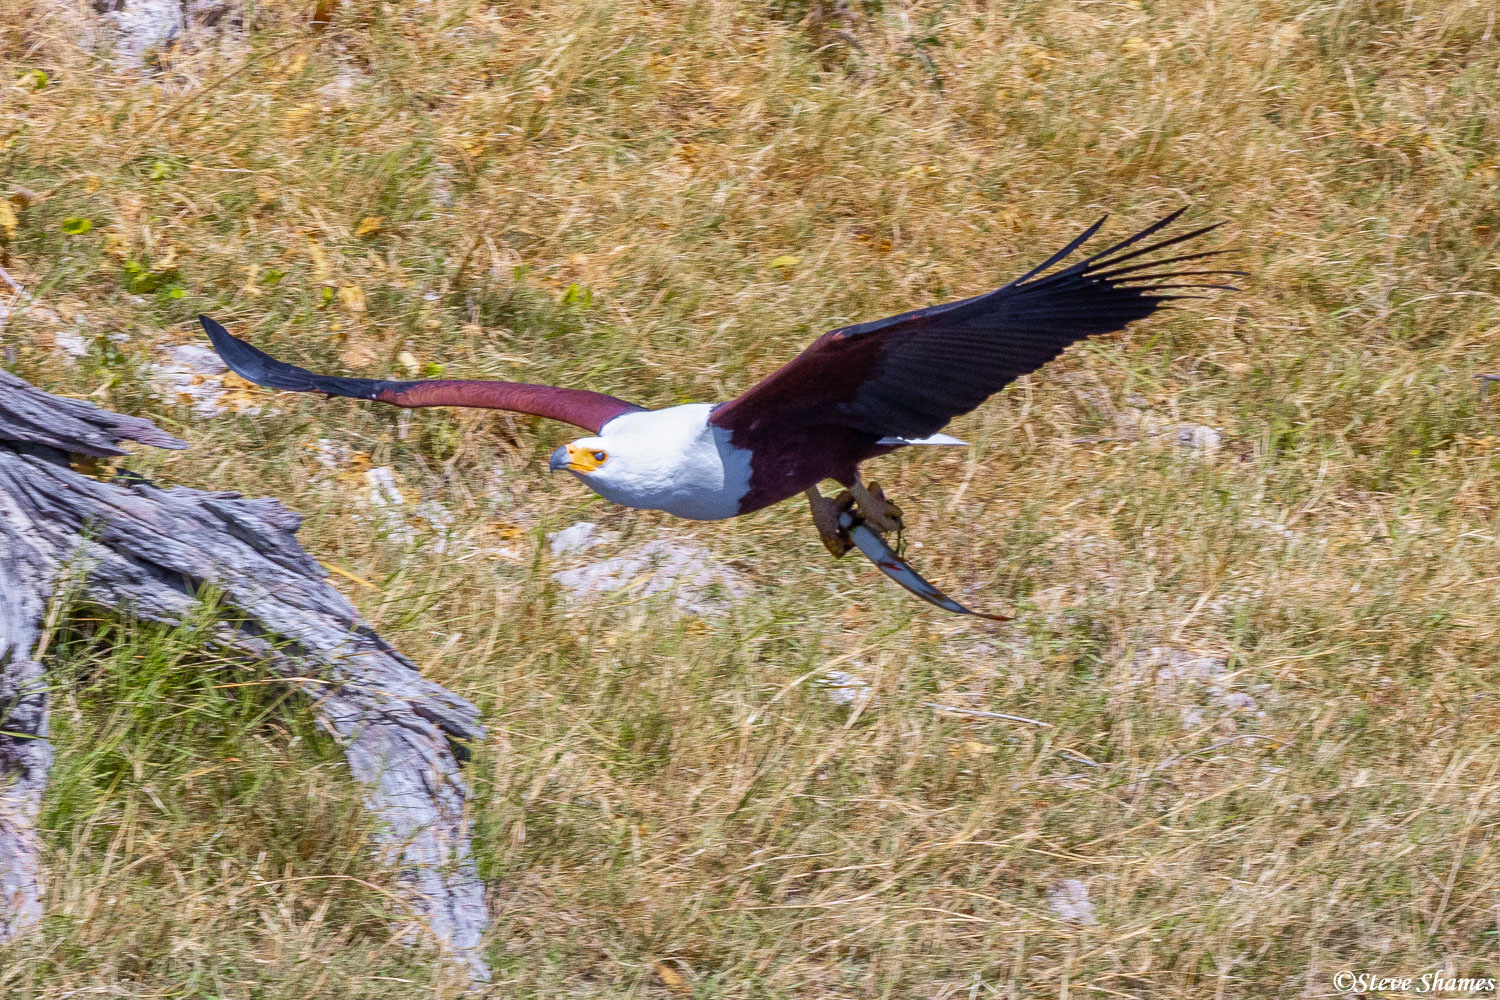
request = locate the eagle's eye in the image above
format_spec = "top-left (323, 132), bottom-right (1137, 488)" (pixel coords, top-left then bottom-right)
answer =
top-left (558, 443), bottom-right (609, 473)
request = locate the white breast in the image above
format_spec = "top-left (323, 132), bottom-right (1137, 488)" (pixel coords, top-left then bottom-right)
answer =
top-left (579, 404), bottom-right (752, 520)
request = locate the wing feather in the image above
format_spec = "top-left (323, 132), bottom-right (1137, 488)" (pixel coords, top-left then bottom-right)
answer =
top-left (200, 316), bottom-right (644, 434)
top-left (710, 211), bottom-right (1237, 442)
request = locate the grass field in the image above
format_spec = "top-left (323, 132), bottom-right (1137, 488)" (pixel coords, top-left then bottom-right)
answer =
top-left (3, 0), bottom-right (1500, 995)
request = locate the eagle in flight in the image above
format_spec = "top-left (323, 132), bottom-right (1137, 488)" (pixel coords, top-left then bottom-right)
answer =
top-left (202, 209), bottom-right (1235, 618)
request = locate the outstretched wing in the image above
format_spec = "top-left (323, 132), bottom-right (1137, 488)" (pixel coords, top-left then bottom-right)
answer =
top-left (201, 316), bottom-right (645, 434)
top-left (710, 208), bottom-right (1238, 442)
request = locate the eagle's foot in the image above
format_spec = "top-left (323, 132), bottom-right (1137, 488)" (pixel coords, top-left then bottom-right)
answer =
top-left (806, 486), bottom-right (855, 558)
top-left (850, 480), bottom-right (904, 535)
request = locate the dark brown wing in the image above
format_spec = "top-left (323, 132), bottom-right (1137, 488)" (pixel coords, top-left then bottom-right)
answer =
top-left (710, 209), bottom-right (1239, 443)
top-left (201, 316), bottom-right (645, 433)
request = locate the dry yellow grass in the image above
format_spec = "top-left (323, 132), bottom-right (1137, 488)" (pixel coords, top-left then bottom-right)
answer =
top-left (2, 0), bottom-right (1499, 995)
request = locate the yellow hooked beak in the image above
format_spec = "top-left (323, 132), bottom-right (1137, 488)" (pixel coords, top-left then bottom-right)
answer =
top-left (548, 444), bottom-right (608, 474)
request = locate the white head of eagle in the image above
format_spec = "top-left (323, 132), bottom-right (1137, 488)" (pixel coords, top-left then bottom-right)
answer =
top-left (547, 404), bottom-right (753, 522)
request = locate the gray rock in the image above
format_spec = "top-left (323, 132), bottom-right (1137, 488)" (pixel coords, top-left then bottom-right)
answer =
top-left (547, 521), bottom-right (603, 557)
top-left (553, 538), bottom-right (747, 615)
top-left (1047, 878), bottom-right (1098, 925)
top-left (101, 0), bottom-right (185, 66)
top-left (1175, 423), bottom-right (1224, 453)
top-left (147, 342), bottom-right (248, 418)
top-left (819, 669), bottom-right (871, 707)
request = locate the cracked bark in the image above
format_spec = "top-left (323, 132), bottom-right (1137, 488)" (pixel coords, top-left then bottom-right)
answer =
top-left (0, 369), bottom-right (490, 982)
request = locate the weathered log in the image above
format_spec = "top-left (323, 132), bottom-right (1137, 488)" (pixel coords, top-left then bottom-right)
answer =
top-left (0, 369), bottom-right (490, 981)
top-left (0, 369), bottom-right (190, 457)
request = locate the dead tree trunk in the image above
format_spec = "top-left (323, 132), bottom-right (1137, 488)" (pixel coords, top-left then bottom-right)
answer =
top-left (0, 369), bottom-right (490, 982)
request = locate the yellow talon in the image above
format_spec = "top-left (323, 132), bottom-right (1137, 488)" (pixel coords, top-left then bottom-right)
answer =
top-left (849, 480), bottom-right (903, 535)
top-left (806, 486), bottom-right (854, 558)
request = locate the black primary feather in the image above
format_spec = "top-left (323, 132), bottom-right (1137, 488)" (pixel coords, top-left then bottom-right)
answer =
top-left (200, 315), bottom-right (394, 400)
top-left (837, 211), bottom-right (1242, 439)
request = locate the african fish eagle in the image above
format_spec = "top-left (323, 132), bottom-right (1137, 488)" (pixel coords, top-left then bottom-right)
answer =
top-left (201, 209), bottom-right (1236, 616)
